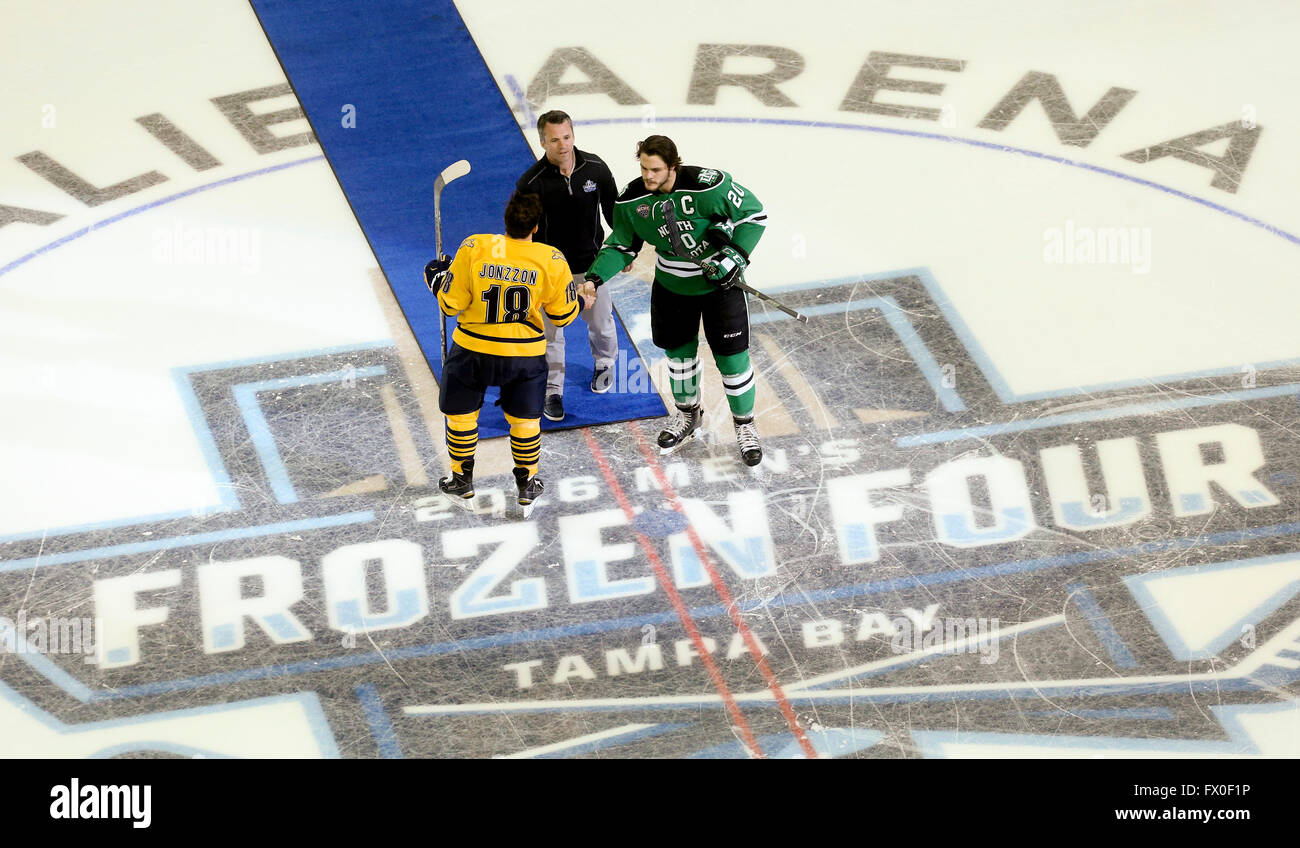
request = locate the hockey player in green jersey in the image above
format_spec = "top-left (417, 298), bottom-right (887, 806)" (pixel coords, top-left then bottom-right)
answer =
top-left (583, 135), bottom-right (767, 465)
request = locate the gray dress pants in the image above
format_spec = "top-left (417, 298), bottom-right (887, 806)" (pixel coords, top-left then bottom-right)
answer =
top-left (544, 273), bottom-right (618, 396)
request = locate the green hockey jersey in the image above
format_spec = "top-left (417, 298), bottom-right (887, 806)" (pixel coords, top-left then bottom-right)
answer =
top-left (587, 166), bottom-right (767, 295)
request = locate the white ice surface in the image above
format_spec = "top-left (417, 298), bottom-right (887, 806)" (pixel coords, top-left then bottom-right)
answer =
top-left (3, 0), bottom-right (1299, 535)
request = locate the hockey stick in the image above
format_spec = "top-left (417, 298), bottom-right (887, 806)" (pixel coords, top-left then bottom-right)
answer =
top-left (434, 159), bottom-right (472, 357)
top-left (657, 199), bottom-right (809, 323)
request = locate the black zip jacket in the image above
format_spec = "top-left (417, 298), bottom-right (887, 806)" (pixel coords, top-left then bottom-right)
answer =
top-left (516, 148), bottom-right (618, 275)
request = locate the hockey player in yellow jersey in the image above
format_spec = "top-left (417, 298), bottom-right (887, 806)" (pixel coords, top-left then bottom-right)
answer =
top-left (424, 192), bottom-right (588, 515)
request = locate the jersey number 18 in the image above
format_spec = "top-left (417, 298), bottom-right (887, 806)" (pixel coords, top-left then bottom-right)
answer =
top-left (481, 284), bottom-right (530, 323)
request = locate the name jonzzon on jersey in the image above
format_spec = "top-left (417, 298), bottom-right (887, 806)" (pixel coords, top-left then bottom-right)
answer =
top-left (478, 264), bottom-right (538, 285)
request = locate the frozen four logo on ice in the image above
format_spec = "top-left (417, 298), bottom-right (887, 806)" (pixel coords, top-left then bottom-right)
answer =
top-left (86, 421), bottom-right (1284, 669)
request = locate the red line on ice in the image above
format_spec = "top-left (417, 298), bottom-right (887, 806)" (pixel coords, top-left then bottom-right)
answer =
top-left (581, 427), bottom-right (767, 759)
top-left (626, 421), bottom-right (818, 760)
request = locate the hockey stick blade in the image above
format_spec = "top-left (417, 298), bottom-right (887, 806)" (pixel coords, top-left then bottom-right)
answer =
top-left (439, 158), bottom-right (472, 185)
top-left (433, 159), bottom-right (472, 256)
top-left (656, 198), bottom-right (809, 324)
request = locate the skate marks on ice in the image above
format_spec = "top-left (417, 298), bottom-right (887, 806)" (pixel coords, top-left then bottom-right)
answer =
top-left (2, 271), bottom-right (1300, 756)
top-left (393, 269), bottom-right (1300, 756)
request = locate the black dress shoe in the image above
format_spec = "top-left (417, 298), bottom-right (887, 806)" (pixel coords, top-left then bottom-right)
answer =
top-left (543, 394), bottom-right (565, 422)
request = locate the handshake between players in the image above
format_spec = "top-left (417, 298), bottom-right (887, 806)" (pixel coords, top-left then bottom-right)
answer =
top-left (424, 131), bottom-right (768, 522)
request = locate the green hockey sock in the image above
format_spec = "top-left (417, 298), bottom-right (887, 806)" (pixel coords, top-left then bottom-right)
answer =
top-left (715, 350), bottom-right (756, 418)
top-left (665, 340), bottom-right (702, 408)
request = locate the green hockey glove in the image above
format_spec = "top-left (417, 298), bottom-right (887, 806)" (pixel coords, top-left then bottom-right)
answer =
top-left (701, 245), bottom-right (747, 289)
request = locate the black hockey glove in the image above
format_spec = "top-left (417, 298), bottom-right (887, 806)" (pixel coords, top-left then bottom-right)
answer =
top-left (424, 255), bottom-right (452, 293)
top-left (701, 245), bottom-right (747, 289)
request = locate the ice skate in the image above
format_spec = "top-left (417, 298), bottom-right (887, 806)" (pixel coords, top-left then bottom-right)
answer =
top-left (657, 403), bottom-right (704, 454)
top-left (733, 416), bottom-right (762, 467)
top-left (511, 466), bottom-right (544, 519)
top-left (439, 459), bottom-right (476, 510)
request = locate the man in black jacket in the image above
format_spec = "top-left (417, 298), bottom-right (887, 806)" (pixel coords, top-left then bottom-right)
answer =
top-left (516, 110), bottom-right (620, 422)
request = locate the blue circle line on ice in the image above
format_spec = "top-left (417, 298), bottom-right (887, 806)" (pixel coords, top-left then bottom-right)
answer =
top-left (0, 155), bottom-right (326, 280)
top-left (581, 116), bottom-right (1300, 249)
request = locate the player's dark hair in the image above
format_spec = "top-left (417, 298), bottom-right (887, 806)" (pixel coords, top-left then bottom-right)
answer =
top-left (636, 135), bottom-right (681, 169)
top-left (505, 191), bottom-right (543, 238)
top-left (537, 110), bottom-right (572, 136)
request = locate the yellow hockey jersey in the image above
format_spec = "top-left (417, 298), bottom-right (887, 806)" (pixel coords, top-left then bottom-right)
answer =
top-left (437, 234), bottom-right (579, 357)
